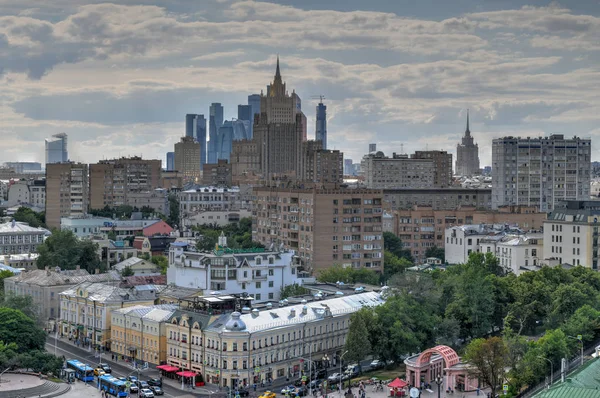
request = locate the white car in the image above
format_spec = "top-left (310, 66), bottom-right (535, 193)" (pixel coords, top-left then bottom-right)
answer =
top-left (327, 373), bottom-right (341, 382)
top-left (370, 360), bottom-right (384, 369)
top-left (140, 388), bottom-right (155, 398)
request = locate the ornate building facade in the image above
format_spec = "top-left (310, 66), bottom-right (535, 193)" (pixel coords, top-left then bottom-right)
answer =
top-left (455, 111), bottom-right (480, 176)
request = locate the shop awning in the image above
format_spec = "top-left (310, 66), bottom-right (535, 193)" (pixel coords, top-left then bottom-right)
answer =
top-left (388, 378), bottom-right (408, 388)
top-left (176, 371), bottom-right (197, 378)
top-left (156, 365), bottom-right (179, 372)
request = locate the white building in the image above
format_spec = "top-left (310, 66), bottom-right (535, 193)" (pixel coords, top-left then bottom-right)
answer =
top-left (492, 135), bottom-right (591, 211)
top-left (167, 235), bottom-right (306, 302)
top-left (445, 225), bottom-right (496, 264)
top-left (543, 200), bottom-right (600, 269)
top-left (183, 209), bottom-right (252, 228)
top-left (178, 186), bottom-right (243, 215)
top-left (61, 216), bottom-right (165, 239)
top-left (479, 233), bottom-right (543, 275)
top-left (113, 257), bottom-right (161, 276)
top-left (0, 220), bottom-right (50, 255)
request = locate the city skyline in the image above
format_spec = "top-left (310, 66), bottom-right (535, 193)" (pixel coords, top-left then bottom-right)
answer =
top-left (2, 1), bottom-right (600, 167)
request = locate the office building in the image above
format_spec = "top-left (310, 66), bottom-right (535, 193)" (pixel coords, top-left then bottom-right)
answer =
top-left (201, 159), bottom-right (232, 187)
top-left (45, 162), bottom-right (89, 229)
top-left (248, 94), bottom-right (261, 138)
top-left (111, 304), bottom-right (178, 366)
top-left (543, 200), bottom-right (600, 269)
top-left (167, 239), bottom-right (307, 301)
top-left (383, 188), bottom-right (492, 210)
top-left (315, 99), bottom-right (327, 150)
top-left (174, 137), bottom-right (202, 184)
top-left (186, 114), bottom-right (207, 169)
top-left (300, 140), bottom-right (343, 185)
top-left (208, 103), bottom-right (224, 164)
top-left (0, 220), bottom-right (50, 255)
top-left (166, 152), bottom-right (175, 171)
top-left (492, 134), bottom-right (591, 211)
top-left (238, 105), bottom-right (251, 123)
top-left (231, 57), bottom-right (306, 182)
top-left (455, 111), bottom-right (480, 176)
top-left (253, 187), bottom-right (384, 273)
top-left (89, 157), bottom-right (162, 210)
top-left (164, 291), bottom-right (384, 388)
top-left (3, 162), bottom-right (42, 173)
top-left (344, 159), bottom-right (354, 176)
top-left (45, 133), bottom-right (68, 164)
top-left (361, 150), bottom-right (452, 189)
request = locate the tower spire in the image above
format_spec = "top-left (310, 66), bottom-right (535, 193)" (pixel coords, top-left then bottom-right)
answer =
top-left (275, 54), bottom-right (281, 80)
top-left (465, 109), bottom-right (471, 137)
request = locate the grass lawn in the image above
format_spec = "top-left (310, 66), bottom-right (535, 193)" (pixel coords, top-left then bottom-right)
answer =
top-left (352, 365), bottom-right (406, 383)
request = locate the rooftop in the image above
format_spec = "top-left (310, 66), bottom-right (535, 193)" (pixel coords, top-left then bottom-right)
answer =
top-left (112, 304), bottom-right (179, 323)
top-left (61, 281), bottom-right (159, 303)
top-left (0, 220), bottom-right (50, 235)
top-left (533, 358), bottom-right (600, 398)
top-left (6, 268), bottom-right (121, 287)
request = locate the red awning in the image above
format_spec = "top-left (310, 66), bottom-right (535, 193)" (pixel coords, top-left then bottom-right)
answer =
top-left (176, 371), bottom-right (197, 378)
top-left (388, 378), bottom-right (408, 388)
top-left (156, 365), bottom-right (179, 372)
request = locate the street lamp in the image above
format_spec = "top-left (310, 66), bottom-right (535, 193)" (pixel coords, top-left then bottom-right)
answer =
top-left (568, 335), bottom-right (584, 366)
top-left (434, 374), bottom-right (443, 398)
top-left (339, 350), bottom-right (348, 396)
top-left (537, 356), bottom-right (553, 387)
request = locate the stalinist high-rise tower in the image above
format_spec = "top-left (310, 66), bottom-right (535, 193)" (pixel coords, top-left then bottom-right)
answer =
top-left (455, 110), bottom-right (480, 176)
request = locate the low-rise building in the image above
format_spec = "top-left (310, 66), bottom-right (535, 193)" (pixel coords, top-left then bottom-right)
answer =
top-left (110, 304), bottom-right (179, 367)
top-left (183, 209), bottom-right (252, 229)
top-left (179, 186), bottom-right (242, 216)
top-left (164, 291), bottom-right (385, 388)
top-left (0, 253), bottom-right (39, 270)
top-left (133, 236), bottom-right (176, 257)
top-left (113, 257), bottom-right (161, 276)
top-left (5, 268), bottom-right (121, 326)
top-left (59, 282), bottom-right (160, 350)
top-left (6, 179), bottom-right (46, 208)
top-left (167, 237), bottom-right (306, 302)
top-left (445, 224), bottom-right (523, 265)
top-left (479, 233), bottom-right (544, 275)
top-left (158, 285), bottom-right (204, 305)
top-left (0, 220), bottom-right (50, 255)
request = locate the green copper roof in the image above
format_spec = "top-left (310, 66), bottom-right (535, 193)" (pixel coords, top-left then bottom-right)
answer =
top-left (534, 358), bottom-right (600, 398)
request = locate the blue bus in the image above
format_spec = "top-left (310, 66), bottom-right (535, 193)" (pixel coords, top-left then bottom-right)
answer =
top-left (99, 374), bottom-right (128, 397)
top-left (66, 359), bottom-right (94, 382)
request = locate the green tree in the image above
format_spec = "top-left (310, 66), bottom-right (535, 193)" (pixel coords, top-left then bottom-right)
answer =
top-left (280, 284), bottom-right (310, 299)
top-left (344, 312), bottom-right (372, 364)
top-left (1, 294), bottom-right (41, 324)
top-left (0, 308), bottom-right (46, 352)
top-left (464, 337), bottom-right (507, 397)
top-left (36, 230), bottom-right (103, 273)
top-left (383, 232), bottom-right (413, 261)
top-left (425, 246), bottom-right (445, 262)
top-left (151, 255), bottom-right (169, 275)
top-left (13, 207), bottom-right (46, 228)
top-left (383, 251), bottom-right (411, 281)
top-left (121, 266), bottom-right (135, 277)
top-left (167, 194), bottom-right (180, 228)
top-left (0, 270), bottom-right (14, 295)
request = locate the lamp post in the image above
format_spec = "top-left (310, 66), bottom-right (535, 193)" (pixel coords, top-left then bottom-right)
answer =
top-left (537, 356), bottom-right (553, 387)
top-left (434, 374), bottom-right (443, 398)
top-left (339, 350), bottom-right (348, 397)
top-left (568, 335), bottom-right (584, 366)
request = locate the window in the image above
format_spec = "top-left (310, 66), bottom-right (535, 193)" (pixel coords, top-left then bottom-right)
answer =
top-left (268, 269), bottom-right (274, 276)
top-left (255, 293), bottom-right (261, 300)
top-left (268, 281), bottom-right (274, 288)
top-left (256, 282), bottom-right (262, 289)
top-left (268, 293), bottom-right (274, 300)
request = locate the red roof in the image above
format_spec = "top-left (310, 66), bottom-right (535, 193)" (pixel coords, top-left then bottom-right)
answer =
top-left (156, 365), bottom-right (179, 372)
top-left (143, 220), bottom-right (174, 237)
top-left (388, 378), bottom-right (408, 388)
top-left (176, 371), bottom-right (197, 378)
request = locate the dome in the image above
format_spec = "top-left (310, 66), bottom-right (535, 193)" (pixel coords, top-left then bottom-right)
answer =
top-left (225, 312), bottom-right (247, 331)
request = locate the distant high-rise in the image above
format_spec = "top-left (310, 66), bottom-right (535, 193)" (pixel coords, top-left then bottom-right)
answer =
top-left (186, 114), bottom-right (207, 168)
top-left (247, 94), bottom-right (260, 139)
top-left (208, 103), bottom-right (224, 164)
top-left (492, 134), bottom-right (591, 211)
top-left (344, 159), bottom-right (354, 175)
top-left (166, 152), bottom-right (175, 171)
top-left (315, 99), bottom-right (327, 149)
top-left (238, 105), bottom-right (251, 122)
top-left (455, 110), bottom-right (480, 176)
top-left (174, 137), bottom-right (201, 184)
top-left (369, 143), bottom-right (376, 153)
top-left (45, 162), bottom-right (88, 229)
top-left (45, 133), bottom-right (68, 164)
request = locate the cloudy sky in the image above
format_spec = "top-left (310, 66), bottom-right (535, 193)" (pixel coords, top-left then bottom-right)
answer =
top-left (2, 0), bottom-right (600, 168)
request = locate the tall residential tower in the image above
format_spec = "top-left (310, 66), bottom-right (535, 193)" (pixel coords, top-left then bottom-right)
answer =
top-left (315, 99), bottom-right (327, 149)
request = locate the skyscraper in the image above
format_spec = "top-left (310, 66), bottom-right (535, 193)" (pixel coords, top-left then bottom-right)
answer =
top-left (174, 137), bottom-right (201, 184)
top-left (166, 152), bottom-right (175, 171)
top-left (369, 143), bottom-right (377, 153)
top-left (455, 110), bottom-right (480, 176)
top-left (208, 103), bottom-right (224, 164)
top-left (238, 105), bottom-right (251, 122)
top-left (186, 114), bottom-right (207, 168)
top-left (492, 134), bottom-right (591, 211)
top-left (45, 133), bottom-right (68, 164)
top-left (315, 99), bottom-right (327, 149)
top-left (248, 94), bottom-right (260, 120)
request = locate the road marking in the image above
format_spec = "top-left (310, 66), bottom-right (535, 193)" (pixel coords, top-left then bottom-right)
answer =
top-left (45, 342), bottom-right (176, 398)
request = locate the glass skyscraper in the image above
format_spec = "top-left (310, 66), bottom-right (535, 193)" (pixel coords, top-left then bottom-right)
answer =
top-left (45, 133), bottom-right (68, 164)
top-left (185, 114), bottom-right (207, 168)
top-left (208, 103), bottom-right (224, 164)
top-left (315, 100), bottom-right (327, 150)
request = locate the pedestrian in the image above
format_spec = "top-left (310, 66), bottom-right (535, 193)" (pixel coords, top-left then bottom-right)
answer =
top-left (476, 387), bottom-right (480, 396)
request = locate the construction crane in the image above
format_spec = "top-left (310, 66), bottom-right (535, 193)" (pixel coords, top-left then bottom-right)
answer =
top-left (310, 95), bottom-right (326, 103)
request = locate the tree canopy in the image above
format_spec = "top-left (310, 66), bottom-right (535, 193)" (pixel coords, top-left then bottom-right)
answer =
top-left (12, 207), bottom-right (45, 228)
top-left (36, 229), bottom-right (103, 273)
top-left (193, 218), bottom-right (265, 252)
top-left (0, 308), bottom-right (46, 352)
top-left (317, 265), bottom-right (380, 285)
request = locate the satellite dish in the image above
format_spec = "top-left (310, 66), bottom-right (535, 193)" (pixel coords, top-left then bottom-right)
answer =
top-left (409, 387), bottom-right (420, 398)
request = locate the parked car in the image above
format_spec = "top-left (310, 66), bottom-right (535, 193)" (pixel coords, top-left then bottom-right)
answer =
top-left (129, 383), bottom-right (139, 394)
top-left (370, 360), bottom-right (384, 370)
top-left (140, 388), bottom-right (155, 398)
top-left (345, 364), bottom-right (362, 377)
top-left (327, 373), bottom-right (341, 382)
top-left (147, 378), bottom-right (162, 387)
top-left (137, 381), bottom-right (150, 390)
top-left (99, 363), bottom-right (112, 373)
top-left (281, 385), bottom-right (297, 394)
top-left (150, 386), bottom-right (164, 396)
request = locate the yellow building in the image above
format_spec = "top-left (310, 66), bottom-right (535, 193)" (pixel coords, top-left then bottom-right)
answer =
top-left (111, 305), bottom-right (179, 366)
top-left (59, 282), bottom-right (159, 350)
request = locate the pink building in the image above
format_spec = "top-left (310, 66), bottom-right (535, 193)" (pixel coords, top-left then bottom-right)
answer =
top-left (143, 220), bottom-right (173, 237)
top-left (404, 345), bottom-right (480, 392)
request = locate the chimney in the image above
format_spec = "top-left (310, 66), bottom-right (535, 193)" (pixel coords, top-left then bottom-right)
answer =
top-left (290, 308), bottom-right (296, 317)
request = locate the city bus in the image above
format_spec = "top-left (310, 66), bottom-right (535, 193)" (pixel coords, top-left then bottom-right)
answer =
top-left (99, 374), bottom-right (128, 397)
top-left (65, 359), bottom-right (94, 382)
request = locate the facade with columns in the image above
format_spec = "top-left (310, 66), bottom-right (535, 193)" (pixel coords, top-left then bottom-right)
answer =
top-left (164, 291), bottom-right (384, 388)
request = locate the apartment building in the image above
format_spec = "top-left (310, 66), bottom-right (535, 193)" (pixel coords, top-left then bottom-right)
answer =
top-left (110, 304), bottom-right (178, 367)
top-left (253, 187), bottom-right (384, 273)
top-left (479, 234), bottom-right (543, 275)
top-left (167, 239), bottom-right (306, 302)
top-left (59, 282), bottom-right (159, 350)
top-left (543, 200), bottom-right (600, 269)
top-left (178, 186), bottom-right (242, 216)
top-left (45, 163), bottom-right (89, 229)
top-left (174, 136), bottom-right (202, 184)
top-left (89, 157), bottom-right (162, 210)
top-left (383, 188), bottom-right (492, 210)
top-left (393, 205), bottom-right (546, 263)
top-left (6, 179), bottom-right (46, 208)
top-left (492, 134), bottom-right (591, 211)
top-left (0, 220), bottom-right (50, 255)
top-left (300, 141), bottom-right (343, 185)
top-left (202, 160), bottom-right (233, 187)
top-left (164, 291), bottom-right (384, 388)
